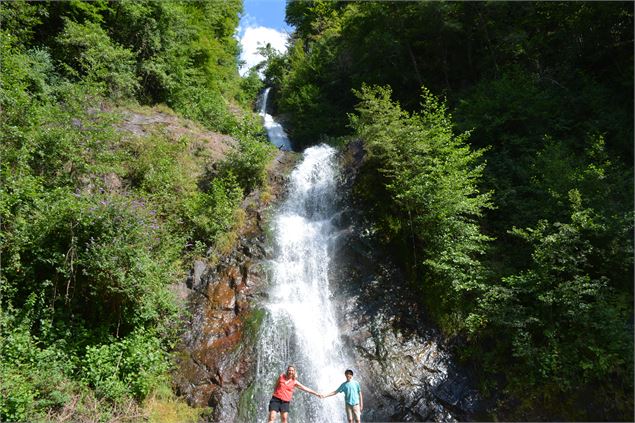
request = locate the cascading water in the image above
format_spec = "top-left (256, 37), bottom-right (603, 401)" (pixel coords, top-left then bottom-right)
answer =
top-left (259, 87), bottom-right (292, 151)
top-left (249, 89), bottom-right (352, 422)
top-left (253, 145), bottom-right (350, 422)
top-left (177, 88), bottom-right (476, 423)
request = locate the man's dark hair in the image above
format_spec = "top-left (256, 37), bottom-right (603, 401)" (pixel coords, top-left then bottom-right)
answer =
top-left (345, 369), bottom-right (354, 376)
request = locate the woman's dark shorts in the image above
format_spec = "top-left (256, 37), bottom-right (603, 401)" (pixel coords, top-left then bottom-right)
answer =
top-left (268, 396), bottom-right (290, 413)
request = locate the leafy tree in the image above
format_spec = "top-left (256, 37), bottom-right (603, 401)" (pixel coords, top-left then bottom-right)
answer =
top-left (350, 85), bottom-right (492, 330)
top-left (472, 189), bottom-right (633, 420)
top-left (56, 18), bottom-right (138, 99)
top-left (271, 2), bottom-right (633, 419)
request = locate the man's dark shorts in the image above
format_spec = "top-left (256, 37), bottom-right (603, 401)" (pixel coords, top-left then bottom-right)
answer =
top-left (268, 396), bottom-right (290, 413)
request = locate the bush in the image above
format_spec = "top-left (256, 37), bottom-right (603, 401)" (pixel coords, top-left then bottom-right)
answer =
top-left (0, 2), bottom-right (275, 420)
top-left (351, 84), bottom-right (492, 331)
top-left (0, 313), bottom-right (76, 422)
top-left (0, 368), bottom-right (36, 422)
top-left (171, 85), bottom-right (238, 133)
top-left (220, 126), bottom-right (276, 194)
top-left (183, 174), bottom-right (243, 245)
top-left (82, 331), bottom-right (169, 402)
top-left (57, 19), bottom-right (139, 100)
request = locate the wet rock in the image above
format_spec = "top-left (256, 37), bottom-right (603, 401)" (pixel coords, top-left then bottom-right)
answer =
top-left (433, 367), bottom-right (482, 417)
top-left (175, 142), bottom-right (483, 422)
top-left (321, 145), bottom-right (483, 422)
top-left (174, 151), bottom-right (298, 422)
top-left (187, 259), bottom-right (208, 291)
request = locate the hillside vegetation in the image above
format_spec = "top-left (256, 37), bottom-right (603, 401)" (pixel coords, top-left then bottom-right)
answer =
top-left (263, 1), bottom-right (634, 420)
top-left (0, 1), bottom-right (273, 421)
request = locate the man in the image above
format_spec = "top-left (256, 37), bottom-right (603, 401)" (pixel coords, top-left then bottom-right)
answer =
top-left (267, 365), bottom-right (321, 423)
top-left (322, 369), bottom-right (364, 423)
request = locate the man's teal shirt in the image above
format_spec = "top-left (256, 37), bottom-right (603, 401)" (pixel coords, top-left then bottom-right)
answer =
top-left (336, 380), bottom-right (361, 405)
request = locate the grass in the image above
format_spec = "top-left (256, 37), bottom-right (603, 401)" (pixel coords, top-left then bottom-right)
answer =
top-left (143, 385), bottom-right (204, 423)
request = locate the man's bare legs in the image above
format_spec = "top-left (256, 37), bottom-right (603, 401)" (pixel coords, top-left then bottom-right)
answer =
top-left (345, 404), bottom-right (361, 423)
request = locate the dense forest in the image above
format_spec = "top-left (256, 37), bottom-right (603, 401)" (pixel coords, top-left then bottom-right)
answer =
top-left (1, 0), bottom-right (633, 422)
top-left (261, 1), bottom-right (634, 421)
top-left (0, 1), bottom-right (272, 421)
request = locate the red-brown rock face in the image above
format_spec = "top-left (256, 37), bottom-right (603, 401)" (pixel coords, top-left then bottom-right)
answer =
top-left (173, 151), bottom-right (297, 421)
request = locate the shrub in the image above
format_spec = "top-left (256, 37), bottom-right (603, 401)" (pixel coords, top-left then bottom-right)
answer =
top-left (220, 130), bottom-right (276, 194)
top-left (57, 19), bottom-right (138, 100)
top-left (351, 84), bottom-right (492, 330)
top-left (0, 313), bottom-right (76, 422)
top-left (183, 174), bottom-right (243, 245)
top-left (171, 85), bottom-right (238, 134)
top-left (82, 331), bottom-right (169, 402)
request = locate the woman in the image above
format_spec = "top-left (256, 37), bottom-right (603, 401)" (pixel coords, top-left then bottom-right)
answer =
top-left (267, 365), bottom-right (321, 422)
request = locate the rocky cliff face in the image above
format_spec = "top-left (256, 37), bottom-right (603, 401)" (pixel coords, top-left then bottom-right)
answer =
top-left (327, 140), bottom-right (483, 421)
top-left (328, 215), bottom-right (482, 421)
top-left (174, 142), bottom-right (482, 422)
top-left (173, 151), bottom-right (298, 422)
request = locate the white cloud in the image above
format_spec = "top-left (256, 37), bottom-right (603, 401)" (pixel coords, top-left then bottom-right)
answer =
top-left (239, 25), bottom-right (288, 77)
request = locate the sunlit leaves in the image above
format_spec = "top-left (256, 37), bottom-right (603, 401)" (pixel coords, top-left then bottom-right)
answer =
top-left (351, 84), bottom-right (492, 328)
top-left (57, 19), bottom-right (138, 99)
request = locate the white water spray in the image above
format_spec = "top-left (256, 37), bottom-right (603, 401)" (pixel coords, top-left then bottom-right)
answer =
top-left (259, 87), bottom-right (292, 151)
top-left (243, 88), bottom-right (351, 423)
top-left (253, 145), bottom-right (350, 422)
top-left (247, 89), bottom-right (351, 422)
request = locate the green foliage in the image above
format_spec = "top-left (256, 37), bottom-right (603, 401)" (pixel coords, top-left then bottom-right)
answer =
top-left (0, 314), bottom-right (75, 422)
top-left (350, 85), bottom-right (492, 330)
top-left (183, 174), bottom-right (243, 245)
top-left (82, 331), bottom-right (169, 401)
top-left (3, 180), bottom-right (183, 334)
top-left (285, 0), bottom-right (345, 41)
top-left (171, 85), bottom-right (238, 134)
top-left (238, 69), bottom-right (265, 106)
top-left (57, 18), bottom-right (138, 99)
top-left (0, 322), bottom-right (39, 422)
top-left (259, 44), bottom-right (289, 89)
top-left (124, 134), bottom-right (194, 199)
top-left (220, 125), bottom-right (277, 194)
top-left (264, 17), bottom-right (351, 147)
top-left (2, 0), bottom-right (250, 128)
top-left (0, 0), bottom-right (47, 47)
top-left (467, 134), bottom-right (633, 418)
top-left (0, 1), bottom-right (273, 420)
top-left (274, 2), bottom-right (633, 419)
top-left (269, 1), bottom-right (633, 154)
top-left (472, 192), bottom-right (633, 419)
top-left (0, 367), bottom-right (36, 423)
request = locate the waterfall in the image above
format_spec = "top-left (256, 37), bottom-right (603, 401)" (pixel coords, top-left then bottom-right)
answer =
top-left (247, 89), bottom-right (350, 421)
top-left (259, 87), bottom-right (292, 151)
top-left (253, 144), bottom-right (350, 422)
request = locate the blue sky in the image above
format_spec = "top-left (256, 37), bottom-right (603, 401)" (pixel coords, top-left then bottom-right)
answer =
top-left (242, 0), bottom-right (291, 32)
top-left (238, 0), bottom-right (292, 76)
